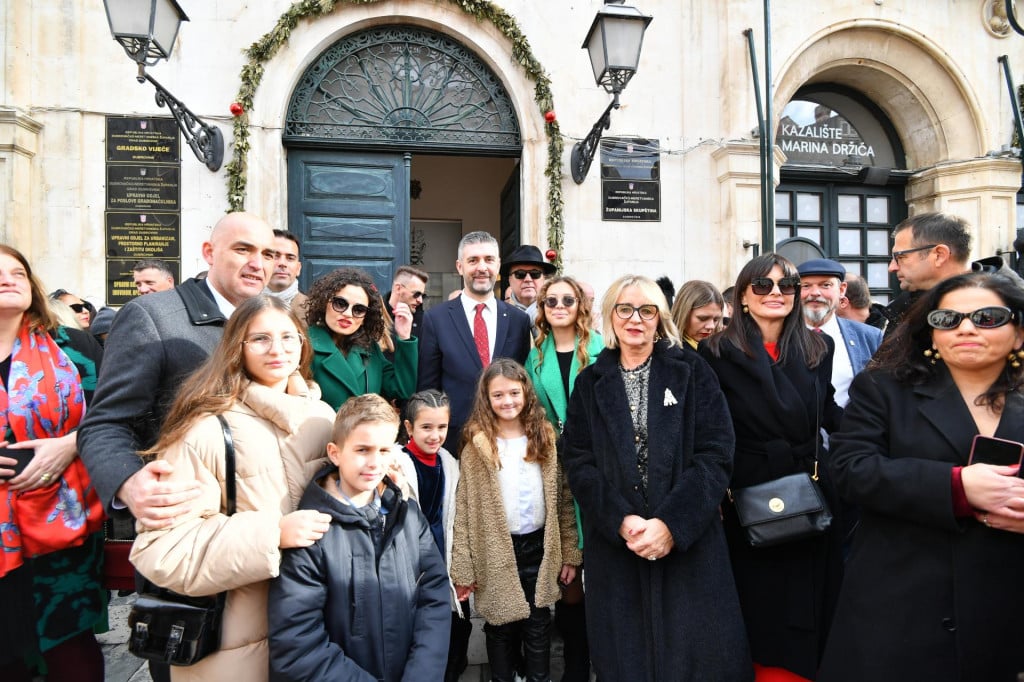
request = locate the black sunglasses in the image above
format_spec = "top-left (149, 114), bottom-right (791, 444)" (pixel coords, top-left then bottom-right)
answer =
top-left (750, 276), bottom-right (800, 296)
top-left (542, 295), bottom-right (577, 308)
top-left (69, 303), bottom-right (88, 314)
top-left (330, 296), bottom-right (369, 318)
top-left (511, 269), bottom-right (544, 280)
top-left (926, 306), bottom-right (1016, 330)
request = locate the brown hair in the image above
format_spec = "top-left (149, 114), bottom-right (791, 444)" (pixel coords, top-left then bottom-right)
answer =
top-left (461, 358), bottom-right (554, 467)
top-left (0, 245), bottom-right (57, 332)
top-left (144, 295), bottom-right (312, 456)
top-left (533, 276), bottom-right (595, 368)
top-left (332, 392), bottom-right (400, 445)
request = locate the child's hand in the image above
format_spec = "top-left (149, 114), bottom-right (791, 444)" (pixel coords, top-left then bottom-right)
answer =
top-left (279, 510), bottom-right (332, 548)
top-left (455, 583), bottom-right (476, 601)
top-left (559, 564), bottom-right (576, 586)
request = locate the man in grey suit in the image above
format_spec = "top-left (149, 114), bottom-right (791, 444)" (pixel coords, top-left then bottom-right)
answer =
top-left (79, 212), bottom-right (276, 527)
top-left (798, 258), bottom-right (883, 407)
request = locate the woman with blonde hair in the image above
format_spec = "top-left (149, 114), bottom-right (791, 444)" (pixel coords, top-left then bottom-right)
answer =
top-left (131, 294), bottom-right (335, 682)
top-left (670, 280), bottom-right (726, 350)
top-left (562, 274), bottom-right (750, 681)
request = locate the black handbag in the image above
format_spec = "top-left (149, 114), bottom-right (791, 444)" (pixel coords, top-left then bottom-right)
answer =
top-left (128, 414), bottom-right (237, 666)
top-left (731, 468), bottom-right (832, 548)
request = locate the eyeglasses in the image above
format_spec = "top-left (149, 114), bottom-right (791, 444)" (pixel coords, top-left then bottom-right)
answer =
top-left (68, 303), bottom-right (89, 314)
top-left (243, 332), bottom-right (304, 354)
top-left (926, 306), bottom-right (1016, 330)
top-left (511, 269), bottom-right (543, 280)
top-left (613, 303), bottom-right (659, 321)
top-left (891, 244), bottom-right (937, 264)
top-left (750, 277), bottom-right (800, 296)
top-left (542, 295), bottom-right (577, 308)
top-left (331, 296), bottom-right (369, 318)
top-left (399, 283), bottom-right (427, 300)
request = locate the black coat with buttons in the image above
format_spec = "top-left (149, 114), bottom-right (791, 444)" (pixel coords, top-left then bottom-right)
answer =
top-left (818, 367), bottom-right (1024, 682)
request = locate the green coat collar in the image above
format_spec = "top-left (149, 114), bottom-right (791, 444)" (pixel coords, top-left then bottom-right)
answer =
top-left (528, 332), bottom-right (603, 429)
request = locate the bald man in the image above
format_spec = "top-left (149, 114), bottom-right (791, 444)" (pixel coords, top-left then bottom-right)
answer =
top-left (79, 212), bottom-right (276, 526)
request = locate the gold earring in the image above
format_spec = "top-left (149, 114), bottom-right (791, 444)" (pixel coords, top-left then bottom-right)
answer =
top-left (742, 304), bottom-right (749, 314)
top-left (924, 347), bottom-right (941, 365)
top-left (1010, 350), bottom-right (1022, 369)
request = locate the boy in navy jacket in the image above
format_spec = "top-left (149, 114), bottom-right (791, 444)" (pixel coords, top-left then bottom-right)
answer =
top-left (268, 393), bottom-right (451, 681)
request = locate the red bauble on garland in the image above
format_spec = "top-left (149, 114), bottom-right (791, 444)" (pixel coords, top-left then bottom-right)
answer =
top-left (230, 102), bottom-right (245, 117)
top-left (545, 249), bottom-right (557, 261)
top-left (544, 110), bottom-right (556, 123)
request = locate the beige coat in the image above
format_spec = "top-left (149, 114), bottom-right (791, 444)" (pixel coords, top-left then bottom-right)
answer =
top-left (130, 381), bottom-right (335, 682)
top-left (451, 430), bottom-right (581, 626)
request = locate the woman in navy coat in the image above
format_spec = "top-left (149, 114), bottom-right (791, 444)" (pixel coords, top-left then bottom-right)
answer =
top-left (562, 275), bottom-right (751, 682)
top-left (700, 254), bottom-right (843, 681)
top-left (819, 272), bottom-right (1024, 682)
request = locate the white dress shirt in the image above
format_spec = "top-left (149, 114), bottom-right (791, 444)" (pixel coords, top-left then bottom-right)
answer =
top-left (460, 293), bottom-right (496, 361)
top-left (810, 314), bottom-right (854, 407)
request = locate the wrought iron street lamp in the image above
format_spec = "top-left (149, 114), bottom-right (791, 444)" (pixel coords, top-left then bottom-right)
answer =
top-left (102, 0), bottom-right (224, 171)
top-left (570, 0), bottom-right (652, 184)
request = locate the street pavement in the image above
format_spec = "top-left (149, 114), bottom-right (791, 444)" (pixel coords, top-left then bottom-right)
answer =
top-left (100, 592), bottom-right (575, 681)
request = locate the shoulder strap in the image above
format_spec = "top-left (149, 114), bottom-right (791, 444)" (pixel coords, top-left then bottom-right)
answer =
top-left (216, 414), bottom-right (237, 516)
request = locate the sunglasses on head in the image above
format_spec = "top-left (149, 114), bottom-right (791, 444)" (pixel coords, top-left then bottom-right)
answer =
top-left (750, 276), bottom-right (801, 296)
top-left (542, 295), bottom-right (577, 308)
top-left (330, 296), bottom-right (369, 318)
top-left (511, 269), bottom-right (543, 280)
top-left (926, 306), bottom-right (1016, 330)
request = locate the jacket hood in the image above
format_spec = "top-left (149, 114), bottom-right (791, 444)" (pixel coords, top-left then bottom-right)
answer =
top-left (301, 464), bottom-right (405, 528)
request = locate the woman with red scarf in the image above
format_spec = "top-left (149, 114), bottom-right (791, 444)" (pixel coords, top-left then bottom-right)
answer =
top-left (0, 245), bottom-right (106, 681)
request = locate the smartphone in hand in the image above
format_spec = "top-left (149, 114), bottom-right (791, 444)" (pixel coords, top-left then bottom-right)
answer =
top-left (968, 435), bottom-right (1024, 467)
top-left (0, 447), bottom-right (35, 479)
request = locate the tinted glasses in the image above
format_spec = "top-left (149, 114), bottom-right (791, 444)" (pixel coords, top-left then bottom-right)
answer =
top-left (926, 306), bottom-right (1016, 330)
top-left (330, 296), bottom-right (369, 318)
top-left (613, 303), bottom-right (659, 321)
top-left (542, 295), bottom-right (577, 308)
top-left (750, 276), bottom-right (800, 296)
top-left (68, 303), bottom-right (89, 313)
top-left (511, 269), bottom-right (544, 280)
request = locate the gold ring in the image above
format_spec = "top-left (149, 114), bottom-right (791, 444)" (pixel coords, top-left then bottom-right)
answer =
top-left (39, 472), bottom-right (52, 482)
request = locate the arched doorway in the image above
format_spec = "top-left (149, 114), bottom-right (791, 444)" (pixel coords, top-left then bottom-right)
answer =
top-left (775, 86), bottom-right (908, 302)
top-left (283, 25), bottom-right (522, 295)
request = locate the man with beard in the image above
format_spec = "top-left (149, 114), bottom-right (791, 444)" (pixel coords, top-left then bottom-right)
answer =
top-left (265, 229), bottom-right (308, 311)
top-left (797, 259), bottom-right (882, 407)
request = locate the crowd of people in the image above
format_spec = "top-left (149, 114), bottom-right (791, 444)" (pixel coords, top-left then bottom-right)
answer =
top-left (1, 210), bottom-right (1023, 682)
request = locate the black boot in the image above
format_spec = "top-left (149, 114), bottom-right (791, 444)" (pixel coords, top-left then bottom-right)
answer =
top-left (555, 601), bottom-right (590, 682)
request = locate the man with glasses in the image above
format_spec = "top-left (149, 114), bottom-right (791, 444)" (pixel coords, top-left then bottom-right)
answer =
top-left (501, 244), bottom-right (557, 323)
top-left (882, 212), bottom-right (972, 336)
top-left (386, 264), bottom-right (429, 341)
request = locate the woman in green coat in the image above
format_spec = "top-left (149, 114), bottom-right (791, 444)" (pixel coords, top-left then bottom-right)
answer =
top-left (305, 267), bottom-right (417, 410)
top-left (525, 274), bottom-right (602, 682)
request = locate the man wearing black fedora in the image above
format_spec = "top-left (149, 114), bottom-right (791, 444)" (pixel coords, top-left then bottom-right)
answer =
top-left (502, 244), bottom-right (557, 324)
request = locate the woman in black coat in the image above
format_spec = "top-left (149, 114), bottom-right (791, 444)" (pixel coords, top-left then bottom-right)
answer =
top-left (819, 272), bottom-right (1024, 682)
top-left (700, 254), bottom-right (843, 681)
top-left (562, 275), bottom-right (751, 682)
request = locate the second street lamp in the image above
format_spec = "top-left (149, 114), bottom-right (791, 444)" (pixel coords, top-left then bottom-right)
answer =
top-left (570, 0), bottom-right (652, 184)
top-left (102, 0), bottom-right (224, 172)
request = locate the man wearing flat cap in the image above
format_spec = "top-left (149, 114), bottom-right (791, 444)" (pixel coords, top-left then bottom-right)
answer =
top-left (798, 258), bottom-right (882, 407)
top-left (502, 244), bottom-right (557, 324)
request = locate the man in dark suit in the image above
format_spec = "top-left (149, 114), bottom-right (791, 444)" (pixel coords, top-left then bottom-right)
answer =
top-left (798, 258), bottom-right (883, 407)
top-left (418, 231), bottom-right (531, 452)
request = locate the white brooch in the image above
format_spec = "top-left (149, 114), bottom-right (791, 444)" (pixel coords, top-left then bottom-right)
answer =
top-left (663, 388), bottom-right (678, 406)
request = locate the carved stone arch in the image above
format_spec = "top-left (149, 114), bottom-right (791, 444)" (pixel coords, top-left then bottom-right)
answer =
top-left (774, 21), bottom-right (987, 169)
top-left (284, 25), bottom-right (522, 153)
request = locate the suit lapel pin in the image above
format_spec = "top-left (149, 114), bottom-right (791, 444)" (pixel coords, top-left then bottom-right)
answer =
top-left (663, 388), bottom-right (677, 406)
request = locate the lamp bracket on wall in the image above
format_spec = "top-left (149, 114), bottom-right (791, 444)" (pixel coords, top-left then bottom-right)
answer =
top-left (139, 66), bottom-right (223, 172)
top-left (570, 95), bottom-right (619, 184)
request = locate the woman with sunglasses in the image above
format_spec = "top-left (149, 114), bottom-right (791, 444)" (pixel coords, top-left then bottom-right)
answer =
top-left (130, 295), bottom-right (336, 682)
top-left (305, 267), bottom-right (418, 410)
top-left (818, 272), bottom-right (1024, 682)
top-left (700, 253), bottom-right (843, 682)
top-left (670, 280), bottom-right (726, 351)
top-left (561, 274), bottom-right (751, 682)
top-left (524, 275), bottom-right (602, 681)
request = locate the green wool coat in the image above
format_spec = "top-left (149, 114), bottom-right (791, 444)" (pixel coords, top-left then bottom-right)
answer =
top-left (526, 331), bottom-right (604, 432)
top-left (308, 325), bottom-right (418, 410)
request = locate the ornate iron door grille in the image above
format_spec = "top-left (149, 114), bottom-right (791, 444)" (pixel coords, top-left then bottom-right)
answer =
top-left (285, 26), bottom-right (521, 153)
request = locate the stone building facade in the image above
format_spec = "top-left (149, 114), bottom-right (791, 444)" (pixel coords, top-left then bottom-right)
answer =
top-left (2, 0), bottom-right (1023, 305)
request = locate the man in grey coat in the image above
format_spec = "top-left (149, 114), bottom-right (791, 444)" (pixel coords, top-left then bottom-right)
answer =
top-left (78, 212), bottom-right (276, 527)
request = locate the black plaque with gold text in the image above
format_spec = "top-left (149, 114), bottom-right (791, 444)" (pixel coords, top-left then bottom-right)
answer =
top-left (105, 258), bottom-right (182, 307)
top-left (106, 164), bottom-right (180, 212)
top-left (600, 138), bottom-right (661, 222)
top-left (106, 117), bottom-right (180, 164)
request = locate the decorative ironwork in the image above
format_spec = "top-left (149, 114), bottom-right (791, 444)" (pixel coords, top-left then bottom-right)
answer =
top-left (571, 96), bottom-right (618, 184)
top-left (285, 26), bottom-right (521, 152)
top-left (143, 70), bottom-right (224, 171)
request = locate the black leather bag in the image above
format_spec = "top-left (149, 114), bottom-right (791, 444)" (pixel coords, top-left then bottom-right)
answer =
top-left (128, 415), bottom-right (236, 666)
top-left (731, 471), bottom-right (832, 548)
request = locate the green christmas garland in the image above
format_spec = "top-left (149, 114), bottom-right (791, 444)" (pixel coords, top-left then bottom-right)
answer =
top-left (227, 0), bottom-right (564, 269)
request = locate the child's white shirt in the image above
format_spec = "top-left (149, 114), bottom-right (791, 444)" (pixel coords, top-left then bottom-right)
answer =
top-left (496, 436), bottom-right (545, 534)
